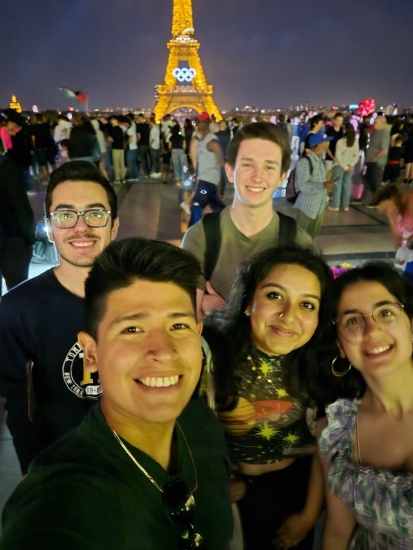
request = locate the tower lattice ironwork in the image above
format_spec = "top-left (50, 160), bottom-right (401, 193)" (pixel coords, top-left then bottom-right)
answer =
top-left (153, 0), bottom-right (221, 122)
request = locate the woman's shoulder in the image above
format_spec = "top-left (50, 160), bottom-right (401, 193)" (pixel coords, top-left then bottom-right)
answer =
top-left (319, 399), bottom-right (413, 540)
top-left (318, 398), bottom-right (358, 457)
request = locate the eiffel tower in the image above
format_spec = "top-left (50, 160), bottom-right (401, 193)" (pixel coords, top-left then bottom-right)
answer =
top-left (153, 0), bottom-right (221, 122)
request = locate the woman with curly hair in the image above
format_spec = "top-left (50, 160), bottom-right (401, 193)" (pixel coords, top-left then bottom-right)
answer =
top-left (202, 245), bottom-right (333, 550)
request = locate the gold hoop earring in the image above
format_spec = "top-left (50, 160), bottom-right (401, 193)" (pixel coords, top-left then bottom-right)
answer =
top-left (244, 310), bottom-right (250, 317)
top-left (279, 312), bottom-right (283, 318)
top-left (331, 356), bottom-right (352, 377)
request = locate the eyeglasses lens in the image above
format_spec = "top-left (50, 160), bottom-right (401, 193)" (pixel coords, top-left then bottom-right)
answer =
top-left (53, 210), bottom-right (109, 228)
top-left (164, 479), bottom-right (205, 549)
top-left (84, 211), bottom-right (109, 227)
top-left (338, 303), bottom-right (402, 341)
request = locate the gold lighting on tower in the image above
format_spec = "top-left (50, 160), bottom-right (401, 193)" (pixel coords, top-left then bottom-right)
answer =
top-left (10, 95), bottom-right (22, 113)
top-left (153, 0), bottom-right (221, 122)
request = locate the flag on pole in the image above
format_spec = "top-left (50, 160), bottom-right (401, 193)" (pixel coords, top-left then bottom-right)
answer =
top-left (59, 87), bottom-right (88, 107)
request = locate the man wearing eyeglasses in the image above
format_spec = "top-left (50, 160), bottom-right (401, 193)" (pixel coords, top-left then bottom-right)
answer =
top-left (1, 238), bottom-right (233, 549)
top-left (0, 160), bottom-right (119, 474)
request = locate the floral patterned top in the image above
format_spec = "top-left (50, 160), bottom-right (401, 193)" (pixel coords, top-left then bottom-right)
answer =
top-left (319, 399), bottom-right (413, 549)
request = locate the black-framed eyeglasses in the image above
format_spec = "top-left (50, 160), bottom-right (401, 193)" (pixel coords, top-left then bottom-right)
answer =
top-left (332, 302), bottom-right (405, 343)
top-left (48, 209), bottom-right (111, 229)
top-left (163, 478), bottom-right (205, 549)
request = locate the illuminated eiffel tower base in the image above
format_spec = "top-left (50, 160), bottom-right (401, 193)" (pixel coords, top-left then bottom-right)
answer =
top-left (154, 0), bottom-right (221, 122)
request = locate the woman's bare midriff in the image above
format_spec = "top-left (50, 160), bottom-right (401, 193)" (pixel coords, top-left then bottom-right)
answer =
top-left (234, 457), bottom-right (295, 476)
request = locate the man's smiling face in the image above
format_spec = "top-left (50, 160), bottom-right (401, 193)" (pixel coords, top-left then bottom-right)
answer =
top-left (226, 139), bottom-right (286, 209)
top-left (47, 180), bottom-right (118, 268)
top-left (79, 279), bottom-right (203, 425)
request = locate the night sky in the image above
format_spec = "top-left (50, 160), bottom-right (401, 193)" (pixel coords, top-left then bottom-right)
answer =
top-left (2, 0), bottom-right (412, 111)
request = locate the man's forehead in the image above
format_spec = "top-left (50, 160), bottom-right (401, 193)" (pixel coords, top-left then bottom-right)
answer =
top-left (237, 139), bottom-right (282, 160)
top-left (50, 180), bottom-right (109, 205)
top-left (102, 282), bottom-right (196, 323)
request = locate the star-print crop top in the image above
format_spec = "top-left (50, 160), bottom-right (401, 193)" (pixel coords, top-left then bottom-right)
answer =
top-left (216, 349), bottom-right (316, 464)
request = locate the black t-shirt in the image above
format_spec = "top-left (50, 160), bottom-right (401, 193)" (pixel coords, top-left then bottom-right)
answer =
top-left (388, 146), bottom-right (403, 162)
top-left (7, 130), bottom-right (32, 169)
top-left (169, 133), bottom-right (184, 150)
top-left (359, 122), bottom-right (370, 148)
top-left (110, 126), bottom-right (124, 150)
top-left (0, 269), bottom-right (97, 473)
top-left (326, 127), bottom-right (343, 157)
top-left (0, 156), bottom-right (36, 242)
top-left (31, 123), bottom-right (53, 149)
top-left (136, 123), bottom-right (150, 147)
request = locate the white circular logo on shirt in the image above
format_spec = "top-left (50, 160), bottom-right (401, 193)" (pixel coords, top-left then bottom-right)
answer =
top-left (62, 341), bottom-right (102, 400)
top-left (173, 67), bottom-right (197, 82)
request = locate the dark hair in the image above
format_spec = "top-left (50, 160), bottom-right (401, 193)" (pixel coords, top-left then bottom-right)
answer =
top-left (344, 123), bottom-right (356, 147)
top-left (319, 262), bottom-right (413, 402)
top-left (309, 115), bottom-right (323, 129)
top-left (83, 238), bottom-right (202, 339)
top-left (81, 119), bottom-right (96, 135)
top-left (204, 245), bottom-right (333, 411)
top-left (45, 160), bottom-right (118, 219)
top-left (334, 112), bottom-right (344, 120)
top-left (227, 122), bottom-right (291, 174)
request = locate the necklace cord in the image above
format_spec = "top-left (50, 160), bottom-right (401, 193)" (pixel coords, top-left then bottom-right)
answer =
top-left (109, 421), bottom-right (198, 494)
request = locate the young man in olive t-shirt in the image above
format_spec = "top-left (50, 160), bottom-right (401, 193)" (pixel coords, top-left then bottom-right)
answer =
top-left (182, 122), bottom-right (313, 318)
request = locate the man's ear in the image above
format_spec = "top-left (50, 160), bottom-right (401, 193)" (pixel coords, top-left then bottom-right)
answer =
top-left (278, 172), bottom-right (288, 188)
top-left (46, 220), bottom-right (54, 243)
top-left (78, 332), bottom-right (99, 373)
top-left (225, 162), bottom-right (234, 183)
top-left (111, 217), bottom-right (120, 241)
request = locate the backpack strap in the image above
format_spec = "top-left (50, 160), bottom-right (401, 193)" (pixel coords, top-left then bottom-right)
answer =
top-left (277, 211), bottom-right (297, 244)
top-left (303, 154), bottom-right (314, 175)
top-left (202, 209), bottom-right (224, 281)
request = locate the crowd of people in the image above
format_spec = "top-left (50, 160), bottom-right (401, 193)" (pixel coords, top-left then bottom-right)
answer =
top-left (0, 110), bottom-right (412, 549)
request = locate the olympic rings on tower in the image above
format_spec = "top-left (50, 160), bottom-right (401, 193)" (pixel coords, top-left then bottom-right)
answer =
top-left (172, 67), bottom-right (197, 82)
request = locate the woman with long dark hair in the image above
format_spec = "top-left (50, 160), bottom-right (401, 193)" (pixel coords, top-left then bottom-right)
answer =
top-left (329, 123), bottom-right (359, 212)
top-left (202, 245), bottom-right (333, 550)
top-left (318, 262), bottom-right (413, 549)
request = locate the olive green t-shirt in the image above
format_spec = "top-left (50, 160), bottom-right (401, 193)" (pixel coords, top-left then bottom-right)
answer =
top-left (181, 208), bottom-right (313, 300)
top-left (1, 401), bottom-right (233, 550)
